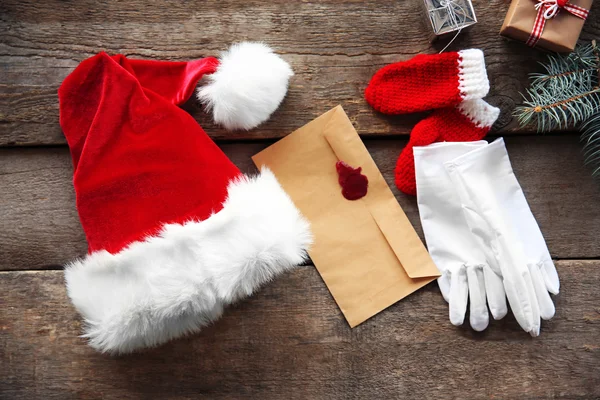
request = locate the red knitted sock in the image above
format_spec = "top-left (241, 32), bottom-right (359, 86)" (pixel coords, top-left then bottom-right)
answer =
top-left (395, 99), bottom-right (500, 195)
top-left (365, 50), bottom-right (489, 114)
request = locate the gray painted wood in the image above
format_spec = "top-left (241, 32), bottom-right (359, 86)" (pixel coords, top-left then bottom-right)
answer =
top-left (1, 0), bottom-right (599, 145)
top-left (2, 1), bottom-right (599, 398)
top-left (1, 261), bottom-right (599, 399)
top-left (1, 136), bottom-right (599, 271)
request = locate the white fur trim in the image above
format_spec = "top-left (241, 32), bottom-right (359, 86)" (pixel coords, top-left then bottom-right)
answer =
top-left (457, 49), bottom-right (490, 101)
top-left (457, 99), bottom-right (500, 128)
top-left (65, 168), bottom-right (312, 354)
top-left (197, 42), bottom-right (294, 130)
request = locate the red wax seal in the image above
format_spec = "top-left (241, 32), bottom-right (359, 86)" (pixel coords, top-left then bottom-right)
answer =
top-left (336, 161), bottom-right (368, 200)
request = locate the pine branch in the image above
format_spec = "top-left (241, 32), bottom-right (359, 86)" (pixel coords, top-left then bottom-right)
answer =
top-left (515, 86), bottom-right (600, 132)
top-left (514, 41), bottom-right (600, 132)
top-left (515, 41), bottom-right (600, 182)
top-left (531, 41), bottom-right (599, 87)
top-left (582, 112), bottom-right (600, 179)
top-left (536, 68), bottom-right (594, 83)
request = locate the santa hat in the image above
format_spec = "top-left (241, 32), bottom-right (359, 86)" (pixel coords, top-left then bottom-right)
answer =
top-left (58, 42), bottom-right (312, 354)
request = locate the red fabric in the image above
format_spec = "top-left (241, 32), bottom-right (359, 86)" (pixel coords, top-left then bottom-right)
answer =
top-left (364, 52), bottom-right (463, 114)
top-left (395, 107), bottom-right (492, 196)
top-left (59, 52), bottom-right (242, 254)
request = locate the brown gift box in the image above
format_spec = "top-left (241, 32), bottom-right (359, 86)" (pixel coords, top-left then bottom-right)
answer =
top-left (500, 0), bottom-right (593, 52)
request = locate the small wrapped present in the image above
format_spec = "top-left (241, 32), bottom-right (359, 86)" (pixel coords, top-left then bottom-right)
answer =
top-left (500, 0), bottom-right (593, 52)
top-left (419, 0), bottom-right (477, 37)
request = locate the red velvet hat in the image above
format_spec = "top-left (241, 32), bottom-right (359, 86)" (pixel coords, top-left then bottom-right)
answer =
top-left (58, 42), bottom-right (312, 354)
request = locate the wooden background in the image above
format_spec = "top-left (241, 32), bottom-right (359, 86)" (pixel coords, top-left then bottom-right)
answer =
top-left (1, 1), bottom-right (600, 399)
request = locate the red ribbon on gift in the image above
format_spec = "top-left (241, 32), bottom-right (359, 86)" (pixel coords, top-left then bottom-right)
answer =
top-left (526, 0), bottom-right (590, 47)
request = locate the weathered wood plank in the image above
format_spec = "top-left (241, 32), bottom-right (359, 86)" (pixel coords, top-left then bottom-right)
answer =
top-left (1, 260), bottom-right (598, 399)
top-left (1, 136), bottom-right (599, 270)
top-left (1, 0), bottom-right (599, 145)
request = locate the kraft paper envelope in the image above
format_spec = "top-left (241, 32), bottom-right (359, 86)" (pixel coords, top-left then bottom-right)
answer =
top-left (252, 105), bottom-right (440, 327)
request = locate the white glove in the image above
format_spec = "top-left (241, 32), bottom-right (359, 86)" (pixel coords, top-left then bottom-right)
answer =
top-left (414, 141), bottom-right (507, 331)
top-left (444, 138), bottom-right (559, 336)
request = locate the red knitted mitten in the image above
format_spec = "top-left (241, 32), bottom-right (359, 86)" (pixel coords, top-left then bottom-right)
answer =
top-left (395, 99), bottom-right (500, 195)
top-left (365, 50), bottom-right (490, 114)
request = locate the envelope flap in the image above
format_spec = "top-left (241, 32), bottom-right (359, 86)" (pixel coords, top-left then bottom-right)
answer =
top-left (252, 105), bottom-right (440, 328)
top-left (322, 106), bottom-right (440, 279)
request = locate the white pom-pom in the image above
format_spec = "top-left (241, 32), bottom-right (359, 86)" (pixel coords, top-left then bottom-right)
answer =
top-left (197, 42), bottom-right (294, 130)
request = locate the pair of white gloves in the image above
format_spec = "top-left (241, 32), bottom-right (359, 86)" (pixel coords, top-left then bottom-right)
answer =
top-left (415, 138), bottom-right (559, 336)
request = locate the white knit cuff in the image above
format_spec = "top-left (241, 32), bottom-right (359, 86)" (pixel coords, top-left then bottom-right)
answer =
top-left (457, 99), bottom-right (500, 128)
top-left (457, 49), bottom-right (490, 101)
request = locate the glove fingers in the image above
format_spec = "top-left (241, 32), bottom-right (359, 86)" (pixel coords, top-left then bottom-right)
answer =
top-left (529, 263), bottom-right (555, 320)
top-left (495, 233), bottom-right (541, 335)
top-left (522, 267), bottom-right (542, 337)
top-left (438, 273), bottom-right (452, 303)
top-left (503, 266), bottom-right (536, 335)
top-left (466, 265), bottom-right (489, 331)
top-left (540, 259), bottom-right (560, 295)
top-left (483, 265), bottom-right (507, 320)
top-left (449, 266), bottom-right (468, 326)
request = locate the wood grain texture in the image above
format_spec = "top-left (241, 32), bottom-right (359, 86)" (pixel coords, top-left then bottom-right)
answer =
top-left (1, 0), bottom-right (599, 146)
top-left (1, 260), bottom-right (599, 399)
top-left (2, 2), bottom-right (600, 398)
top-left (1, 135), bottom-right (599, 270)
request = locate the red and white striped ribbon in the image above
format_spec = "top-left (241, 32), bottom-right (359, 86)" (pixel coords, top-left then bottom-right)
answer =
top-left (526, 0), bottom-right (589, 47)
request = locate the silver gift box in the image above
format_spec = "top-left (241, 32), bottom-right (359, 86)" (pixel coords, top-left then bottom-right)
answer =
top-left (421, 0), bottom-right (477, 35)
